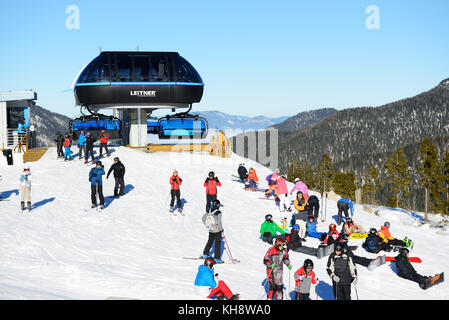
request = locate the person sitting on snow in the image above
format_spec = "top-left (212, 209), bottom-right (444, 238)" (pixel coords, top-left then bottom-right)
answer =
top-left (194, 257), bottom-right (239, 300)
top-left (289, 192), bottom-right (310, 240)
top-left (306, 215), bottom-right (327, 239)
top-left (342, 218), bottom-right (366, 235)
top-left (260, 214), bottom-right (286, 245)
top-left (378, 221), bottom-right (409, 248)
top-left (320, 223), bottom-right (340, 246)
top-left (286, 224), bottom-right (303, 252)
top-left (362, 228), bottom-right (391, 253)
top-left (245, 167), bottom-right (259, 189)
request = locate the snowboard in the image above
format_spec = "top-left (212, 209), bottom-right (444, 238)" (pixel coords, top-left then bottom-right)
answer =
top-left (367, 255), bottom-right (387, 271)
top-left (349, 233), bottom-right (369, 240)
top-left (385, 256), bottom-right (422, 263)
top-left (317, 243), bottom-right (334, 259)
top-left (421, 272), bottom-right (444, 290)
top-left (290, 245), bottom-right (318, 256)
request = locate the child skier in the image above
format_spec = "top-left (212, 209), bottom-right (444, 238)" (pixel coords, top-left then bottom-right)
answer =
top-left (265, 170), bottom-right (279, 198)
top-left (64, 134), bottom-right (72, 161)
top-left (286, 224), bottom-right (302, 251)
top-left (194, 257), bottom-right (239, 300)
top-left (169, 169), bottom-right (182, 212)
top-left (204, 171), bottom-right (221, 213)
top-left (202, 199), bottom-right (224, 263)
top-left (294, 259), bottom-right (317, 300)
top-left (320, 223), bottom-right (340, 246)
top-left (260, 214), bottom-right (286, 245)
top-left (89, 161), bottom-right (105, 209)
top-left (263, 237), bottom-right (292, 300)
top-left (306, 215), bottom-right (326, 239)
top-left (19, 165), bottom-right (32, 212)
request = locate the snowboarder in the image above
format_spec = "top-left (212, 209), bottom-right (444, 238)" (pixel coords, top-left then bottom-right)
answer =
top-left (201, 199), bottom-right (224, 263)
top-left (342, 217), bottom-right (366, 235)
top-left (194, 257), bottom-right (239, 300)
top-left (286, 224), bottom-right (303, 251)
top-left (265, 169), bottom-right (279, 198)
top-left (169, 169), bottom-right (182, 212)
top-left (204, 171), bottom-right (221, 213)
top-left (55, 132), bottom-right (64, 158)
top-left (78, 130), bottom-right (86, 159)
top-left (320, 223), bottom-right (340, 246)
top-left (89, 161), bottom-right (105, 209)
top-left (260, 214), bottom-right (286, 245)
top-left (63, 134), bottom-right (72, 161)
top-left (84, 132), bottom-right (96, 164)
top-left (106, 157), bottom-right (126, 198)
top-left (326, 243), bottom-right (357, 300)
top-left (289, 178), bottom-right (309, 200)
top-left (99, 129), bottom-right (110, 157)
top-left (245, 167), bottom-right (259, 190)
top-left (294, 259), bottom-right (317, 300)
top-left (362, 228), bottom-right (389, 253)
top-left (19, 165), bottom-right (32, 212)
top-left (237, 163), bottom-right (248, 182)
top-left (276, 174), bottom-right (289, 212)
top-left (378, 221), bottom-right (409, 248)
top-left (306, 195), bottom-right (319, 220)
top-left (337, 198), bottom-right (354, 225)
top-left (306, 215), bottom-right (326, 239)
top-left (394, 247), bottom-right (443, 289)
top-left (263, 237), bottom-right (292, 300)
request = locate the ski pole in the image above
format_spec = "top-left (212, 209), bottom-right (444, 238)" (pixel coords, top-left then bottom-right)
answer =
top-left (353, 282), bottom-right (359, 300)
top-left (222, 232), bottom-right (235, 263)
top-left (288, 268), bottom-right (291, 300)
top-left (315, 278), bottom-right (319, 300)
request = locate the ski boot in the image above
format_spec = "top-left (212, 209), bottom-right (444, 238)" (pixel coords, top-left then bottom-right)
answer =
top-left (100, 205), bottom-right (104, 210)
top-left (91, 204), bottom-right (96, 209)
top-left (20, 201), bottom-right (25, 212)
top-left (27, 202), bottom-right (32, 212)
top-left (216, 295), bottom-right (226, 300)
top-left (403, 237), bottom-right (414, 249)
top-left (178, 208), bottom-right (183, 213)
top-left (169, 206), bottom-right (174, 213)
top-left (228, 294), bottom-right (240, 300)
top-left (214, 259), bottom-right (223, 264)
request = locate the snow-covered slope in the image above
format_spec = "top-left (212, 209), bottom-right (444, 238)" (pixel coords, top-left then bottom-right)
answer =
top-left (0, 147), bottom-right (448, 300)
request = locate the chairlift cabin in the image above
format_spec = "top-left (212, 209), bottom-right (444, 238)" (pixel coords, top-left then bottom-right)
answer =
top-left (71, 114), bottom-right (122, 140)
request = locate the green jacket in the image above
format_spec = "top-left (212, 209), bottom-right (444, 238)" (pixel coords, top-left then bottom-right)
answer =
top-left (260, 220), bottom-right (285, 236)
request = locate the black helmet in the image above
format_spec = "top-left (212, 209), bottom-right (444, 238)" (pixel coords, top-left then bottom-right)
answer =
top-left (96, 161), bottom-right (102, 166)
top-left (341, 233), bottom-right (349, 242)
top-left (399, 247), bottom-right (409, 257)
top-left (384, 221), bottom-right (391, 228)
top-left (303, 259), bottom-right (314, 269)
top-left (208, 171), bottom-right (215, 177)
top-left (204, 257), bottom-right (216, 268)
top-left (334, 243), bottom-right (344, 252)
top-left (114, 157), bottom-right (119, 161)
top-left (346, 218), bottom-right (353, 225)
top-left (265, 214), bottom-right (273, 222)
top-left (212, 199), bottom-right (221, 210)
top-left (369, 228), bottom-right (377, 234)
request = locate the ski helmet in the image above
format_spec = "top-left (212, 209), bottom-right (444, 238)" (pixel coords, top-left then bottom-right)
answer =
top-left (303, 259), bottom-right (314, 270)
top-left (292, 224), bottom-right (300, 231)
top-left (334, 243), bottom-right (344, 252)
top-left (369, 228), bottom-right (377, 234)
top-left (346, 218), bottom-right (353, 225)
top-left (212, 199), bottom-right (221, 209)
top-left (341, 233), bottom-right (349, 242)
top-left (114, 157), bottom-right (119, 161)
top-left (208, 171), bottom-right (215, 177)
top-left (384, 221), bottom-right (391, 228)
top-left (308, 214), bottom-right (315, 221)
top-left (96, 161), bottom-right (102, 166)
top-left (294, 178), bottom-right (300, 183)
top-left (329, 223), bottom-right (337, 231)
top-left (399, 247), bottom-right (409, 257)
top-left (204, 257), bottom-right (216, 268)
top-left (275, 237), bottom-right (286, 247)
top-left (265, 214), bottom-right (273, 222)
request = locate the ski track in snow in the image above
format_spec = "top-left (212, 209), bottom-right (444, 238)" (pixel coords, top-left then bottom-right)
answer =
top-left (0, 147), bottom-right (448, 300)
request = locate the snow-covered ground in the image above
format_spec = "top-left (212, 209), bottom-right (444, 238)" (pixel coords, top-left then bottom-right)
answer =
top-left (0, 147), bottom-right (448, 300)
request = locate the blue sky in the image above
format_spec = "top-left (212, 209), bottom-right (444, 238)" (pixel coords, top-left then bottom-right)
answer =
top-left (0, 0), bottom-right (448, 118)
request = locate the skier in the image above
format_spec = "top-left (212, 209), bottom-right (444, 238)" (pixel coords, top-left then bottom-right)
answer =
top-left (265, 169), bottom-right (279, 198)
top-left (276, 174), bottom-right (289, 212)
top-left (99, 129), bottom-right (110, 157)
top-left (84, 132), bottom-right (96, 164)
top-left (289, 191), bottom-right (310, 240)
top-left (289, 178), bottom-right (309, 200)
top-left (55, 132), bottom-right (64, 158)
top-left (378, 221), bottom-right (409, 248)
top-left (194, 257), bottom-right (239, 300)
top-left (263, 237), bottom-right (292, 300)
top-left (19, 165), bottom-right (32, 212)
top-left (204, 171), bottom-right (221, 213)
top-left (63, 134), bottom-right (72, 161)
top-left (306, 195), bottom-right (320, 220)
top-left (237, 163), bottom-right (248, 182)
top-left (326, 243), bottom-right (357, 300)
top-left (106, 157), bottom-right (126, 198)
top-left (337, 198), bottom-right (354, 225)
top-left (394, 247), bottom-right (443, 289)
top-left (245, 167), bottom-right (259, 190)
top-left (78, 130), bottom-right (86, 159)
top-left (169, 169), bottom-right (182, 212)
top-left (89, 161), bottom-right (105, 209)
top-left (342, 218), bottom-right (366, 235)
top-left (260, 214), bottom-right (286, 245)
top-left (294, 259), bottom-right (317, 300)
top-left (201, 199), bottom-right (224, 263)
top-left (320, 223), bottom-right (340, 246)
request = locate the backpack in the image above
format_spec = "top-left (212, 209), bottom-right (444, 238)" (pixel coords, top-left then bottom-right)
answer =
top-left (364, 236), bottom-right (378, 253)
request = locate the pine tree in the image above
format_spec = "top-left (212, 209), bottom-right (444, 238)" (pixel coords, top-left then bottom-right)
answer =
top-left (384, 148), bottom-right (411, 208)
top-left (332, 171), bottom-right (356, 199)
top-left (361, 166), bottom-right (382, 205)
top-left (442, 150), bottom-right (449, 217)
top-left (316, 154), bottom-right (334, 194)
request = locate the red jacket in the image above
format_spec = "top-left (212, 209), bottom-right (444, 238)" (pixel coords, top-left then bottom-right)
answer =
top-left (64, 138), bottom-right (70, 148)
top-left (323, 230), bottom-right (340, 244)
top-left (99, 133), bottom-right (109, 144)
top-left (294, 266), bottom-right (316, 285)
top-left (204, 178), bottom-right (221, 195)
top-left (170, 175), bottom-right (182, 190)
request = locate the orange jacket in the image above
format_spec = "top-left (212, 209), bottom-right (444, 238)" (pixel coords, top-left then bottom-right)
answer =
top-left (169, 175), bottom-right (182, 190)
top-left (378, 225), bottom-right (394, 242)
top-left (248, 170), bottom-right (259, 182)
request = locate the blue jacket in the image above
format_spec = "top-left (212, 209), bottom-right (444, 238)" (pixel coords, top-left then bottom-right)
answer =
top-left (194, 265), bottom-right (217, 288)
top-left (338, 198), bottom-right (354, 216)
top-left (89, 167), bottom-right (105, 185)
top-left (306, 220), bottom-right (325, 239)
top-left (78, 133), bottom-right (86, 146)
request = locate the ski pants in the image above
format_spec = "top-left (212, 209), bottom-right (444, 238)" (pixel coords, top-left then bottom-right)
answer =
top-left (170, 189), bottom-right (181, 209)
top-left (64, 147), bottom-right (72, 160)
top-left (114, 176), bottom-right (125, 196)
top-left (267, 269), bottom-right (284, 300)
top-left (78, 145), bottom-right (86, 158)
top-left (398, 272), bottom-right (425, 284)
top-left (278, 194), bottom-right (289, 211)
top-left (91, 184), bottom-right (104, 205)
top-left (205, 194), bottom-right (217, 213)
top-left (333, 281), bottom-right (351, 300)
top-left (247, 179), bottom-right (257, 188)
top-left (207, 280), bottom-right (234, 299)
top-left (85, 147), bottom-right (95, 162)
top-left (57, 144), bottom-right (64, 157)
top-left (296, 292), bottom-right (310, 300)
top-left (262, 232), bottom-right (274, 245)
top-left (337, 202), bottom-right (350, 225)
top-left (266, 185), bottom-right (277, 198)
top-left (99, 143), bottom-right (109, 156)
top-left (203, 232), bottom-right (222, 260)
top-left (19, 186), bottom-right (31, 203)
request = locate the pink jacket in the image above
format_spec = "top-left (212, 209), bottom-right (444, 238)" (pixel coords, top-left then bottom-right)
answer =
top-left (276, 177), bottom-right (288, 195)
top-left (290, 181), bottom-right (309, 198)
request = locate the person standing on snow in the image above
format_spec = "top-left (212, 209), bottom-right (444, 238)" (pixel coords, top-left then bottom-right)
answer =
top-left (290, 178), bottom-right (309, 200)
top-left (55, 132), bottom-right (64, 158)
top-left (106, 157), bottom-right (126, 198)
top-left (263, 237), bottom-right (292, 300)
top-left (169, 169), bottom-right (182, 213)
top-left (294, 259), bottom-right (317, 300)
top-left (204, 171), bottom-right (221, 213)
top-left (99, 129), bottom-right (110, 157)
top-left (84, 132), bottom-right (96, 164)
top-left (326, 243), bottom-right (357, 300)
top-left (276, 174), bottom-right (289, 212)
top-left (337, 198), bottom-right (354, 225)
top-left (202, 199), bottom-right (224, 263)
top-left (306, 195), bottom-right (320, 220)
top-left (194, 257), bottom-right (239, 300)
top-left (63, 134), bottom-right (72, 161)
top-left (89, 161), bottom-right (105, 209)
top-left (265, 169), bottom-right (279, 198)
top-left (19, 165), bottom-right (32, 212)
top-left (78, 130), bottom-right (86, 159)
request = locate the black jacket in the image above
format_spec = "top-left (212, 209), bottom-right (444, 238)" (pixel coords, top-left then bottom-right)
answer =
top-left (326, 252), bottom-right (357, 284)
top-left (287, 230), bottom-right (302, 251)
top-left (55, 134), bottom-right (64, 147)
top-left (237, 166), bottom-right (248, 180)
top-left (86, 136), bottom-right (96, 149)
top-left (107, 161), bottom-right (126, 178)
top-left (395, 254), bottom-right (418, 278)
